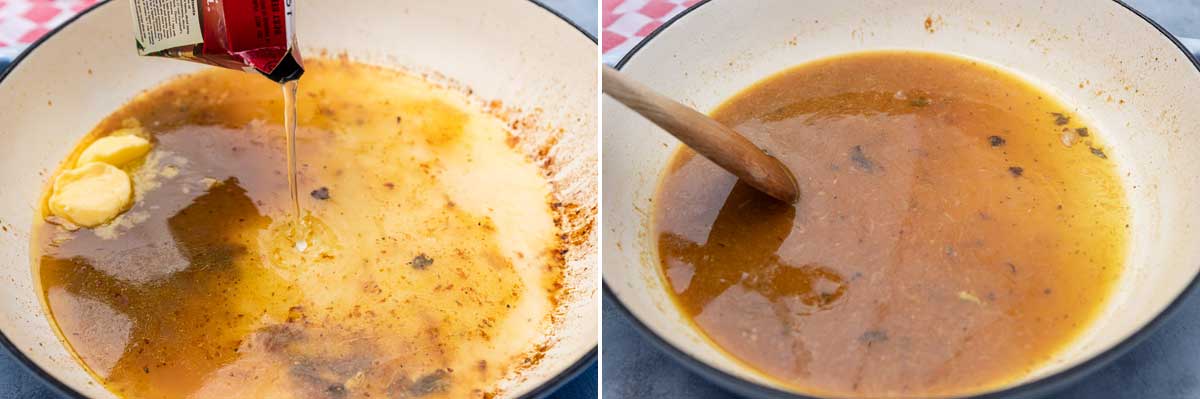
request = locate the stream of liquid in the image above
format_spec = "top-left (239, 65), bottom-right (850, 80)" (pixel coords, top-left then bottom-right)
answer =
top-left (281, 80), bottom-right (307, 251)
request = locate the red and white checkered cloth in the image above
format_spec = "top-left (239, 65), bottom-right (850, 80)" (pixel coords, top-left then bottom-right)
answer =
top-left (0, 0), bottom-right (98, 60)
top-left (602, 0), bottom-right (698, 65)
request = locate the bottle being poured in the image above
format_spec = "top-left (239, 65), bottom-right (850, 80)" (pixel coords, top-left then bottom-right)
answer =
top-left (129, 0), bottom-right (310, 251)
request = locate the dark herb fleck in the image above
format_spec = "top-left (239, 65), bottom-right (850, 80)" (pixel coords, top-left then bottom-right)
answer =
top-left (858, 330), bottom-right (889, 345)
top-left (988, 135), bottom-right (1006, 147)
top-left (1006, 262), bottom-right (1017, 274)
top-left (310, 187), bottom-right (331, 200)
top-left (1050, 112), bottom-right (1070, 125)
top-left (290, 361), bottom-right (356, 397)
top-left (849, 145), bottom-right (878, 172)
top-left (1044, 288), bottom-right (1053, 295)
top-left (1075, 127), bottom-right (1089, 137)
top-left (410, 254), bottom-right (434, 270)
top-left (910, 97), bottom-right (932, 107)
top-left (1008, 166), bottom-right (1024, 177)
top-left (1089, 146), bottom-right (1107, 159)
top-left (409, 370), bottom-right (450, 396)
top-left (326, 384), bottom-right (347, 396)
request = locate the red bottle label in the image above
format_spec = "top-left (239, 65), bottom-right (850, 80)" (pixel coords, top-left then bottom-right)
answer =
top-left (130, 0), bottom-right (303, 82)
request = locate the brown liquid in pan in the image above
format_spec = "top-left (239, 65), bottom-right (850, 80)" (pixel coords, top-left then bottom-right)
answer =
top-left (655, 51), bottom-right (1128, 397)
top-left (35, 59), bottom-right (564, 399)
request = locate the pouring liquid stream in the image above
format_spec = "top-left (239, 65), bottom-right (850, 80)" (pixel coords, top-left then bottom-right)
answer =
top-left (282, 80), bottom-right (308, 252)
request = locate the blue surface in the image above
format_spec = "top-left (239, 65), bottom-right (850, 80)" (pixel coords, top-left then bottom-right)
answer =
top-left (603, 1), bottom-right (1200, 398)
top-left (0, 1), bottom-right (598, 398)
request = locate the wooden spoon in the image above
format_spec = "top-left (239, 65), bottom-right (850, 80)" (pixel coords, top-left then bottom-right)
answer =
top-left (602, 66), bottom-right (800, 203)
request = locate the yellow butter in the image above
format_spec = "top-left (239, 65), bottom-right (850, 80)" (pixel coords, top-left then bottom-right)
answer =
top-left (77, 134), bottom-right (151, 167)
top-left (49, 162), bottom-right (133, 227)
top-left (109, 126), bottom-right (145, 137)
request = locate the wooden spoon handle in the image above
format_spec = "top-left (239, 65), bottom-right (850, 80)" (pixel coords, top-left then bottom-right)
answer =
top-left (602, 66), bottom-right (799, 203)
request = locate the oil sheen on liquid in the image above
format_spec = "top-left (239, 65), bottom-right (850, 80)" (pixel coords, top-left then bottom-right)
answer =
top-left (35, 59), bottom-right (566, 399)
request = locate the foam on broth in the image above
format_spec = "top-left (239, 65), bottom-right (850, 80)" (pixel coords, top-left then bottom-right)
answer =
top-left (33, 59), bottom-right (565, 398)
top-left (653, 51), bottom-right (1128, 397)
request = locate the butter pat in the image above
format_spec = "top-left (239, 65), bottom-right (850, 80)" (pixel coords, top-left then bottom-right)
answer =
top-left (77, 134), bottom-right (151, 167)
top-left (49, 163), bottom-right (133, 227)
